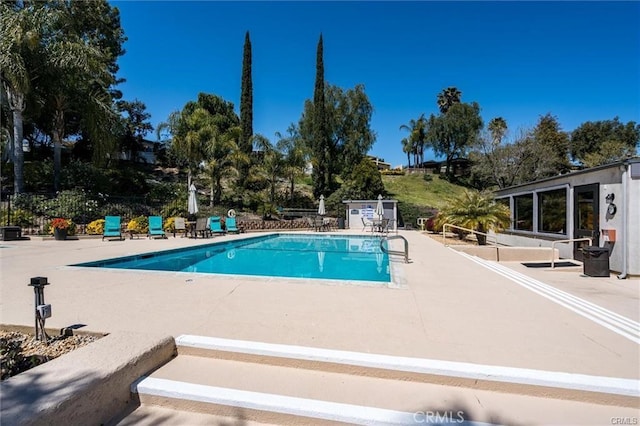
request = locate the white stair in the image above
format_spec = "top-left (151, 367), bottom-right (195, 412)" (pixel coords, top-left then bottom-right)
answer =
top-left (125, 335), bottom-right (640, 425)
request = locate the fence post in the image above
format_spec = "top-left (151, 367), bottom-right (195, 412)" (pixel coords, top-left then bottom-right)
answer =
top-left (6, 193), bottom-right (11, 226)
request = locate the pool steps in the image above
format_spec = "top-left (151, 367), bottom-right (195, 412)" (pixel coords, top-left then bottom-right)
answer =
top-left (129, 335), bottom-right (640, 424)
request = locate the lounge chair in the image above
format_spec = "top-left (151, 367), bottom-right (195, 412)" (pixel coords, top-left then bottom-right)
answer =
top-left (173, 217), bottom-right (187, 238)
top-left (361, 217), bottom-right (373, 232)
top-left (194, 217), bottom-right (210, 239)
top-left (209, 216), bottom-right (226, 236)
top-left (147, 216), bottom-right (167, 239)
top-left (102, 216), bottom-right (124, 241)
top-left (225, 216), bottom-right (240, 234)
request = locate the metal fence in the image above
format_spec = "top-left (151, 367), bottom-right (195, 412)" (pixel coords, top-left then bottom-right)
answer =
top-left (1, 192), bottom-right (188, 235)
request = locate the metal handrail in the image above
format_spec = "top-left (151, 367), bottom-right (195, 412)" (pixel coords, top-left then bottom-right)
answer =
top-left (380, 235), bottom-right (409, 263)
top-left (550, 237), bottom-right (592, 269)
top-left (417, 217), bottom-right (430, 231)
top-left (442, 224), bottom-right (498, 246)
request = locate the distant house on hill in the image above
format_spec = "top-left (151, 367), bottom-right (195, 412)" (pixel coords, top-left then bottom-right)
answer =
top-left (119, 139), bottom-right (164, 164)
top-left (440, 158), bottom-right (472, 176)
top-left (418, 160), bottom-right (441, 174)
top-left (367, 155), bottom-right (391, 170)
top-left (405, 159), bottom-right (471, 176)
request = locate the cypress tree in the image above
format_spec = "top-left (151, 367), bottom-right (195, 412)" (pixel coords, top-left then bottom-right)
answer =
top-left (312, 33), bottom-right (327, 197)
top-left (239, 31), bottom-right (253, 186)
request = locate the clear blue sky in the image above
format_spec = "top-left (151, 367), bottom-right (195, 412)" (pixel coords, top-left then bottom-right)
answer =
top-left (111, 1), bottom-right (640, 168)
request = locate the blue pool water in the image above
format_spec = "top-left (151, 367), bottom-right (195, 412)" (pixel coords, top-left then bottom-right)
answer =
top-left (74, 234), bottom-right (390, 283)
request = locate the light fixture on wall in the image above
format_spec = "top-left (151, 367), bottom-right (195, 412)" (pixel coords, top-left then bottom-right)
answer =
top-left (605, 193), bottom-right (617, 216)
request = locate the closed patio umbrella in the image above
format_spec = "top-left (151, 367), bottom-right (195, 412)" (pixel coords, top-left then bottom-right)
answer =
top-left (188, 183), bottom-right (199, 215)
top-left (317, 195), bottom-right (326, 216)
top-left (375, 194), bottom-right (384, 220)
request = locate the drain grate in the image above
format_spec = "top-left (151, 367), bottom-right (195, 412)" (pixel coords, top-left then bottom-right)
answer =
top-left (521, 261), bottom-right (580, 268)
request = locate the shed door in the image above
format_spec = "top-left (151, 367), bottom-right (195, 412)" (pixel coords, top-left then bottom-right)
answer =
top-left (573, 184), bottom-right (599, 261)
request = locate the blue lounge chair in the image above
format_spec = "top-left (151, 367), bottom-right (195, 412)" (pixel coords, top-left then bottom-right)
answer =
top-left (102, 216), bottom-right (124, 241)
top-left (209, 216), bottom-right (226, 236)
top-left (148, 216), bottom-right (167, 239)
top-left (225, 216), bottom-right (240, 234)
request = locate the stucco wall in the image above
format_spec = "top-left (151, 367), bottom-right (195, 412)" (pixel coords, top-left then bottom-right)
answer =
top-left (344, 200), bottom-right (398, 231)
top-left (494, 161), bottom-right (639, 276)
top-left (626, 165), bottom-right (640, 275)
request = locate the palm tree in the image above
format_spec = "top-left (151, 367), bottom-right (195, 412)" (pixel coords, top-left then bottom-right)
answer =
top-left (401, 137), bottom-right (412, 168)
top-left (203, 131), bottom-right (241, 207)
top-left (399, 114), bottom-right (428, 167)
top-left (488, 117), bottom-right (508, 146)
top-left (436, 86), bottom-right (462, 114)
top-left (168, 107), bottom-right (215, 186)
top-left (45, 58), bottom-right (116, 191)
top-left (276, 127), bottom-right (307, 204)
top-left (436, 190), bottom-right (510, 245)
top-left (203, 125), bottom-right (242, 207)
top-left (1, 1), bottom-right (123, 193)
top-left (252, 134), bottom-right (284, 205)
top-left (0, 3), bottom-right (45, 194)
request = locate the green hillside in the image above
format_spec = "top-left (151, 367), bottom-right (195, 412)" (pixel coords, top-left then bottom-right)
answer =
top-left (382, 173), bottom-right (467, 227)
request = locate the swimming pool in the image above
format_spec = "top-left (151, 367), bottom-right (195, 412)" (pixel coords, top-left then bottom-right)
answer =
top-left (74, 234), bottom-right (391, 283)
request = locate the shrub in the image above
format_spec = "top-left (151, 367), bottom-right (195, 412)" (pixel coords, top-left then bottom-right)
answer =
top-left (257, 203), bottom-right (279, 220)
top-left (86, 219), bottom-right (105, 235)
top-left (397, 203), bottom-right (438, 230)
top-left (435, 190), bottom-right (510, 245)
top-left (59, 161), bottom-right (109, 192)
top-left (0, 208), bottom-right (35, 227)
top-left (126, 216), bottom-right (148, 234)
top-left (40, 190), bottom-right (93, 223)
top-left (163, 217), bottom-right (176, 232)
top-left (381, 168), bottom-right (405, 176)
top-left (0, 335), bottom-right (44, 380)
top-left (426, 214), bottom-right (443, 233)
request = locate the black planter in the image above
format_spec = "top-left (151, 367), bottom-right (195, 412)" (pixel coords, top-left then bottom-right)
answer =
top-left (54, 228), bottom-right (67, 241)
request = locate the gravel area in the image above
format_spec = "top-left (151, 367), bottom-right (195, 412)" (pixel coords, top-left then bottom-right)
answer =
top-left (1, 330), bottom-right (101, 380)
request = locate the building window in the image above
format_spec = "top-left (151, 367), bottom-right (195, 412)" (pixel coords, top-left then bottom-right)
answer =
top-left (538, 188), bottom-right (567, 234)
top-left (514, 194), bottom-right (533, 231)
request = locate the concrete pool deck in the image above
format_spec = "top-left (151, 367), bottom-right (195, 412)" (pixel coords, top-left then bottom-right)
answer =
top-left (1, 230), bottom-right (639, 423)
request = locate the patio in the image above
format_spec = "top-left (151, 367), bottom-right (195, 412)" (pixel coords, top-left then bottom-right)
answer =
top-left (1, 230), bottom-right (638, 423)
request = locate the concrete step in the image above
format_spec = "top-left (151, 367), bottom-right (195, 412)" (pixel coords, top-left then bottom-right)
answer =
top-left (113, 404), bottom-right (278, 426)
top-left (128, 335), bottom-right (640, 425)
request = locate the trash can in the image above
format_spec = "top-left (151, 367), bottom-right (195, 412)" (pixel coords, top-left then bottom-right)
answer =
top-left (581, 246), bottom-right (610, 277)
top-left (337, 217), bottom-right (345, 229)
top-left (0, 226), bottom-right (21, 241)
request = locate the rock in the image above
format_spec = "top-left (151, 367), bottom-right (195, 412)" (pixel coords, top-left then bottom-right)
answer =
top-left (1, 330), bottom-right (101, 380)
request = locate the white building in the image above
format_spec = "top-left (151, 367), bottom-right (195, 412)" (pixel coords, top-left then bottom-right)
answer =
top-left (493, 158), bottom-right (640, 277)
top-left (342, 198), bottom-right (399, 232)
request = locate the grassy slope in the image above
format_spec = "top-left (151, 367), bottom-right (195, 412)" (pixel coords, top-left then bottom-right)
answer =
top-left (382, 173), bottom-right (466, 209)
top-left (382, 173), bottom-right (467, 225)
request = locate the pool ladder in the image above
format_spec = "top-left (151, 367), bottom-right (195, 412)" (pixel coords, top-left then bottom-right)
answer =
top-left (380, 235), bottom-right (409, 263)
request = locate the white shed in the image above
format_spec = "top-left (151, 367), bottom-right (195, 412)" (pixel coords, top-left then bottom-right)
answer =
top-left (342, 198), bottom-right (398, 232)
